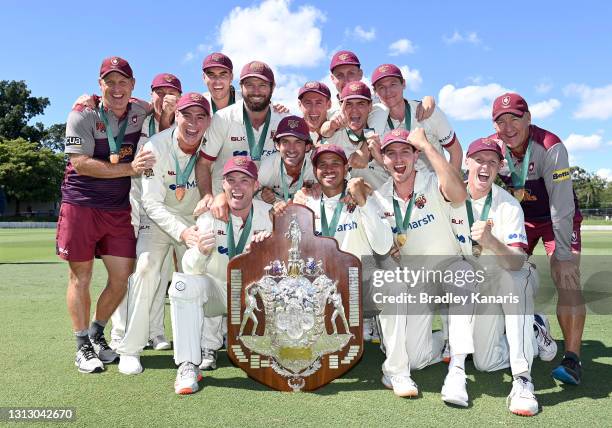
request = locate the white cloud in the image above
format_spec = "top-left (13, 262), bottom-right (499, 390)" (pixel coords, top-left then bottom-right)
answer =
top-left (438, 83), bottom-right (510, 120)
top-left (564, 133), bottom-right (602, 152)
top-left (530, 99), bottom-right (561, 119)
top-left (183, 43), bottom-right (213, 63)
top-left (346, 25), bottom-right (376, 42)
top-left (271, 72), bottom-right (305, 115)
top-left (182, 52), bottom-right (195, 63)
top-left (596, 168), bottom-right (612, 182)
top-left (564, 83), bottom-right (612, 120)
top-left (218, 0), bottom-right (326, 70)
top-left (443, 31), bottom-right (481, 45)
top-left (388, 39), bottom-right (415, 56)
top-left (535, 82), bottom-right (552, 94)
top-left (399, 65), bottom-right (422, 92)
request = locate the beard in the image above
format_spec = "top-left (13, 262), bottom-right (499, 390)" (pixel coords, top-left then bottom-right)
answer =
top-left (244, 93), bottom-right (272, 112)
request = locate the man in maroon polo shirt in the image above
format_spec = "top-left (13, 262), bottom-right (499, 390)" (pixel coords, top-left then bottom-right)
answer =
top-left (58, 56), bottom-right (156, 373)
top-left (490, 92), bottom-right (584, 385)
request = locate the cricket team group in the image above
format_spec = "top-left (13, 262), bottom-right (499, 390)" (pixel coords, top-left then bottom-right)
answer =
top-left (57, 50), bottom-right (585, 416)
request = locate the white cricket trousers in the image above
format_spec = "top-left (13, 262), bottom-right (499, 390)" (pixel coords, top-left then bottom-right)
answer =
top-left (169, 272), bottom-right (227, 366)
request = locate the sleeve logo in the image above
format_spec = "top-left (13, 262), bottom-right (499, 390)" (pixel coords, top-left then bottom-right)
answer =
top-left (65, 136), bottom-right (82, 146)
top-left (552, 168), bottom-right (570, 182)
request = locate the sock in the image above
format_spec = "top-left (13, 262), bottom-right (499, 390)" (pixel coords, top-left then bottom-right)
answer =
top-left (564, 351), bottom-right (580, 362)
top-left (514, 372), bottom-right (532, 382)
top-left (449, 353), bottom-right (466, 371)
top-left (75, 329), bottom-right (90, 350)
top-left (89, 320), bottom-right (107, 339)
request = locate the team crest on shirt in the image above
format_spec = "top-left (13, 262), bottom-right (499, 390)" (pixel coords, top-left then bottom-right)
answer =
top-left (378, 65), bottom-right (389, 73)
top-left (96, 121), bottom-right (106, 132)
top-left (415, 194), bottom-right (427, 209)
top-left (528, 162), bottom-right (535, 173)
top-left (143, 168), bottom-right (154, 178)
top-left (502, 95), bottom-right (511, 106)
top-left (131, 115), bottom-right (138, 125)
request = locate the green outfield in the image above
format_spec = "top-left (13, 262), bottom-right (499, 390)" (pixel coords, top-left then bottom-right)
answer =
top-left (0, 229), bottom-right (611, 427)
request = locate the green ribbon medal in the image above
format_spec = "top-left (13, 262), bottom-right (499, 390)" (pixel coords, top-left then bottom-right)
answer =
top-left (279, 158), bottom-right (305, 201)
top-left (172, 129), bottom-right (199, 201)
top-left (346, 128), bottom-right (366, 145)
top-left (148, 115), bottom-right (156, 137)
top-left (99, 102), bottom-right (129, 163)
top-left (392, 185), bottom-right (416, 247)
top-left (243, 104), bottom-right (271, 161)
top-left (387, 100), bottom-right (412, 131)
top-left (211, 86), bottom-right (236, 114)
top-left (226, 206), bottom-right (253, 258)
top-left (465, 188), bottom-right (493, 256)
top-left (320, 186), bottom-right (346, 237)
top-left (504, 140), bottom-right (532, 202)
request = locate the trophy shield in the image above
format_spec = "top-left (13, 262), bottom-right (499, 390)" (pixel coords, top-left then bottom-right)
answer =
top-left (227, 204), bottom-right (363, 392)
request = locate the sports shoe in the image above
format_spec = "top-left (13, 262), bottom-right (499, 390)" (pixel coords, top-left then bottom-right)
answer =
top-left (382, 374), bottom-right (418, 398)
top-left (118, 355), bottom-right (143, 375)
top-left (199, 348), bottom-right (217, 370)
top-left (552, 354), bottom-right (582, 385)
top-left (506, 377), bottom-right (539, 416)
top-left (90, 334), bottom-right (119, 364)
top-left (533, 313), bottom-right (557, 362)
top-left (442, 340), bottom-right (451, 364)
top-left (150, 335), bottom-right (171, 351)
top-left (441, 366), bottom-right (468, 407)
top-left (75, 342), bottom-right (104, 373)
top-left (362, 318), bottom-right (373, 342)
top-left (174, 362), bottom-right (202, 395)
top-left (370, 320), bottom-right (380, 344)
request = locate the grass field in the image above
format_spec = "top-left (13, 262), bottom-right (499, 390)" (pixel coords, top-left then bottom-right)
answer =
top-left (0, 229), bottom-right (611, 427)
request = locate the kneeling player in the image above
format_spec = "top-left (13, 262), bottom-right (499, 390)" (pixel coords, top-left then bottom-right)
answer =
top-left (448, 138), bottom-right (556, 415)
top-left (169, 157), bottom-right (273, 394)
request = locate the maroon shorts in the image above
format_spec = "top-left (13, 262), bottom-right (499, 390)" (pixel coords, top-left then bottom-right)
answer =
top-left (56, 203), bottom-right (136, 262)
top-left (525, 218), bottom-right (582, 256)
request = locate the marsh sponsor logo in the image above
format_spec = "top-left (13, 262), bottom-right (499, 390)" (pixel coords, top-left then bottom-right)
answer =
top-left (65, 136), bottom-right (81, 146)
top-left (552, 168), bottom-right (570, 182)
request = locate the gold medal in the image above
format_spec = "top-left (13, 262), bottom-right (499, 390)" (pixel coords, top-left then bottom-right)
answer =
top-left (109, 153), bottom-right (119, 164)
top-left (513, 188), bottom-right (525, 202)
top-left (395, 233), bottom-right (407, 248)
top-left (175, 186), bottom-right (186, 201)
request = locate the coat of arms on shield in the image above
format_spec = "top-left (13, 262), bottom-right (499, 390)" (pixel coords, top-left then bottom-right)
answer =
top-left (227, 204), bottom-right (363, 391)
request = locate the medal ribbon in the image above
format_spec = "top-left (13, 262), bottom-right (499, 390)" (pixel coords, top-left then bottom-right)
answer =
top-left (172, 129), bottom-right (199, 188)
top-left (148, 115), bottom-right (156, 137)
top-left (243, 104), bottom-right (271, 161)
top-left (226, 206), bottom-right (253, 258)
top-left (504, 140), bottom-right (532, 190)
top-left (280, 158), bottom-right (305, 201)
top-left (211, 86), bottom-right (236, 114)
top-left (320, 186), bottom-right (346, 237)
top-left (345, 128), bottom-right (366, 145)
top-left (465, 188), bottom-right (493, 244)
top-left (99, 102), bottom-right (129, 157)
top-left (392, 185), bottom-right (416, 234)
top-left (387, 99), bottom-right (412, 131)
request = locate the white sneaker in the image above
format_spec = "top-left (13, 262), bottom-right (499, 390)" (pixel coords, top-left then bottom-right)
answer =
top-left (174, 362), bottom-right (202, 395)
top-left (442, 340), bottom-right (451, 364)
top-left (382, 374), bottom-right (418, 398)
top-left (507, 377), bottom-right (539, 416)
top-left (150, 335), bottom-right (171, 351)
top-left (199, 348), bottom-right (217, 370)
top-left (534, 313), bottom-right (557, 362)
top-left (118, 355), bottom-right (143, 375)
top-left (90, 335), bottom-right (118, 364)
top-left (441, 366), bottom-right (468, 407)
top-left (75, 343), bottom-right (104, 373)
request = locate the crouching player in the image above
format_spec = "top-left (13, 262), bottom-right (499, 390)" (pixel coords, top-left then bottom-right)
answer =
top-left (169, 157), bottom-right (273, 394)
top-left (448, 138), bottom-right (557, 415)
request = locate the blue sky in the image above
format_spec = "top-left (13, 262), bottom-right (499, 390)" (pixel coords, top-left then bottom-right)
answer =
top-left (2, 0), bottom-right (611, 178)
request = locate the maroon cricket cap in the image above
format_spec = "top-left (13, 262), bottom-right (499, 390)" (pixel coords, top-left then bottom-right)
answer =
top-left (466, 137), bottom-right (503, 160)
top-left (150, 73), bottom-right (182, 92)
top-left (371, 63), bottom-right (403, 87)
top-left (381, 129), bottom-right (415, 151)
top-left (223, 156), bottom-right (258, 180)
top-left (240, 61), bottom-right (275, 84)
top-left (202, 52), bottom-right (233, 72)
top-left (330, 50), bottom-right (361, 72)
top-left (100, 56), bottom-right (133, 79)
top-left (298, 81), bottom-right (331, 100)
top-left (311, 144), bottom-right (348, 166)
top-left (340, 81), bottom-right (371, 101)
top-left (492, 93), bottom-right (529, 121)
top-left (176, 92), bottom-right (211, 116)
top-left (274, 115), bottom-right (312, 143)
